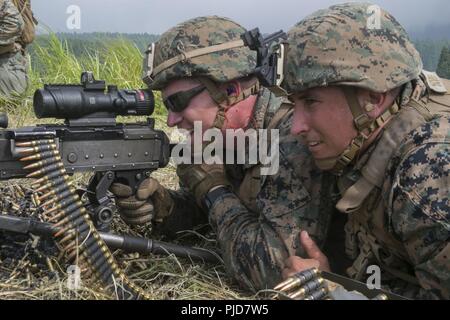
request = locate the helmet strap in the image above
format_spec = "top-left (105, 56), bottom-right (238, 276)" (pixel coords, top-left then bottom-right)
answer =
top-left (321, 87), bottom-right (400, 175)
top-left (198, 77), bottom-right (260, 129)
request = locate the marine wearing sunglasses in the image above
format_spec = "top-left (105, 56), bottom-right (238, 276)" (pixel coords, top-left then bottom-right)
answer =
top-left (163, 85), bottom-right (207, 113)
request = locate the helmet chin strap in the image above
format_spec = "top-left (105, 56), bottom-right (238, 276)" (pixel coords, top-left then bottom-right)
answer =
top-left (316, 87), bottom-right (399, 175)
top-left (198, 77), bottom-right (260, 129)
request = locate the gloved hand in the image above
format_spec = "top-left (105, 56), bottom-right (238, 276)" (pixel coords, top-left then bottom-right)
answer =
top-left (176, 163), bottom-right (230, 207)
top-left (110, 178), bottom-right (174, 226)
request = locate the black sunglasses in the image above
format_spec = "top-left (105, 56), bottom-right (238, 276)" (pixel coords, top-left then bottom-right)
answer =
top-left (163, 85), bottom-right (206, 113)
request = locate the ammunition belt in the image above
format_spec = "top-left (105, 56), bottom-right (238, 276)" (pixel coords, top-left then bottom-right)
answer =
top-left (17, 138), bottom-right (151, 300)
top-left (273, 268), bottom-right (329, 300)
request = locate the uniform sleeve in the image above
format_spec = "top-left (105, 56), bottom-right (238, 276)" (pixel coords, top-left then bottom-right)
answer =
top-left (0, 0), bottom-right (24, 46)
top-left (209, 128), bottom-right (334, 292)
top-left (390, 124), bottom-right (450, 299)
top-left (152, 188), bottom-right (208, 239)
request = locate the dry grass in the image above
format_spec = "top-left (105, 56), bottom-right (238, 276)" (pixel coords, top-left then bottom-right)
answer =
top-left (0, 34), bottom-right (253, 300)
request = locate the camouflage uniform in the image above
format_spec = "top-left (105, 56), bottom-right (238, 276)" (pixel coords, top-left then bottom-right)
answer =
top-left (335, 76), bottom-right (450, 299)
top-left (139, 16), bottom-right (335, 292)
top-left (0, 0), bottom-right (28, 97)
top-left (162, 87), bottom-right (334, 291)
top-left (282, 3), bottom-right (450, 299)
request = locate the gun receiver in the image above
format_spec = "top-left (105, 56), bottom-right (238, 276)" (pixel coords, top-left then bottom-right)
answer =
top-left (0, 72), bottom-right (170, 231)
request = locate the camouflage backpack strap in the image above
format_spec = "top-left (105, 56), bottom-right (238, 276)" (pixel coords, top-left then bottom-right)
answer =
top-left (338, 102), bottom-right (432, 282)
top-left (237, 102), bottom-right (293, 211)
top-left (12, 0), bottom-right (37, 47)
top-left (336, 75), bottom-right (448, 214)
top-left (336, 103), bottom-right (428, 214)
top-left (341, 78), bottom-right (450, 284)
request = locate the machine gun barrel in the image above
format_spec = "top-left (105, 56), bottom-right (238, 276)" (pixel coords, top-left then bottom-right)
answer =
top-left (0, 214), bottom-right (221, 264)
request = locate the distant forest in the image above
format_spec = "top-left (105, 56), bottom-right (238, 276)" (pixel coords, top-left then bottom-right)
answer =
top-left (29, 32), bottom-right (450, 75)
top-left (413, 39), bottom-right (450, 72)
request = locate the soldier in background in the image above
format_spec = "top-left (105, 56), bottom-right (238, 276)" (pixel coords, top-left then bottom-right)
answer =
top-left (280, 3), bottom-right (449, 299)
top-left (0, 0), bottom-right (36, 97)
top-left (111, 16), bottom-right (335, 292)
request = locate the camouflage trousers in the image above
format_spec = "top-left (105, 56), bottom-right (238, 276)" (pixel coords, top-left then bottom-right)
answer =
top-left (0, 51), bottom-right (28, 97)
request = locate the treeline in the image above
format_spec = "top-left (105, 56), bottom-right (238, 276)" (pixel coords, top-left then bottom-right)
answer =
top-left (413, 39), bottom-right (450, 72)
top-left (28, 33), bottom-right (450, 78)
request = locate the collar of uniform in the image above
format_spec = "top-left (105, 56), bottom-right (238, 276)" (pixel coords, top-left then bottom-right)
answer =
top-left (338, 132), bottom-right (382, 187)
top-left (398, 78), bottom-right (427, 107)
top-left (240, 87), bottom-right (286, 170)
top-left (245, 87), bottom-right (272, 130)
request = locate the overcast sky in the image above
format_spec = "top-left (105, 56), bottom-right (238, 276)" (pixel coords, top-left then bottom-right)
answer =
top-left (32, 0), bottom-right (450, 35)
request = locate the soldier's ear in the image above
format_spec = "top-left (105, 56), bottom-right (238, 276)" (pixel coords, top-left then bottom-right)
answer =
top-left (368, 92), bottom-right (388, 117)
top-left (358, 89), bottom-right (387, 118)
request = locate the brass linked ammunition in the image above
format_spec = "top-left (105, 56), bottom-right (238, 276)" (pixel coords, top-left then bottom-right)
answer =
top-left (41, 187), bottom-right (76, 207)
top-left (53, 215), bottom-right (72, 228)
top-left (15, 139), bottom-right (55, 147)
top-left (32, 169), bottom-right (67, 186)
top-left (38, 181), bottom-right (73, 201)
top-left (63, 241), bottom-right (78, 253)
top-left (16, 143), bottom-right (57, 156)
top-left (44, 199), bottom-right (82, 217)
top-left (35, 176), bottom-right (71, 193)
top-left (53, 224), bottom-right (73, 238)
top-left (56, 214), bottom-right (90, 230)
top-left (58, 223), bottom-right (90, 243)
top-left (20, 150), bottom-right (59, 162)
top-left (83, 245), bottom-right (106, 270)
top-left (66, 247), bottom-right (81, 263)
top-left (67, 239), bottom-right (99, 262)
top-left (288, 278), bottom-right (324, 299)
top-left (26, 162), bottom-right (65, 178)
top-left (304, 287), bottom-right (329, 300)
top-left (97, 257), bottom-right (116, 281)
top-left (274, 267), bottom-right (319, 292)
top-left (87, 248), bottom-right (107, 267)
top-left (47, 205), bottom-right (85, 223)
top-left (23, 155), bottom-right (62, 170)
top-left (54, 216), bottom-right (91, 238)
top-left (59, 231), bottom-right (77, 244)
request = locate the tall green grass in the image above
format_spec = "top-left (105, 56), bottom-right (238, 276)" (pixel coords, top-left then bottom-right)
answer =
top-left (0, 33), bottom-right (166, 127)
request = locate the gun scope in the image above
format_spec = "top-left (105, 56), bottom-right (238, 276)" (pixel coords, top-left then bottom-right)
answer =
top-left (33, 72), bottom-right (154, 119)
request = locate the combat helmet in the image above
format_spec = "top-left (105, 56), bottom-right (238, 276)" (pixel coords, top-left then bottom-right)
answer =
top-left (282, 2), bottom-right (423, 172)
top-left (142, 16), bottom-right (260, 128)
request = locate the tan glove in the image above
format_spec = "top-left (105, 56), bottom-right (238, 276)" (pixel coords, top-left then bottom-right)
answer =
top-left (176, 163), bottom-right (230, 207)
top-left (110, 178), bottom-right (174, 226)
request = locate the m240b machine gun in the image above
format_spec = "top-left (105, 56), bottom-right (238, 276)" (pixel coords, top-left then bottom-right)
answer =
top-left (0, 72), bottom-right (170, 230)
top-left (0, 72), bottom-right (220, 299)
